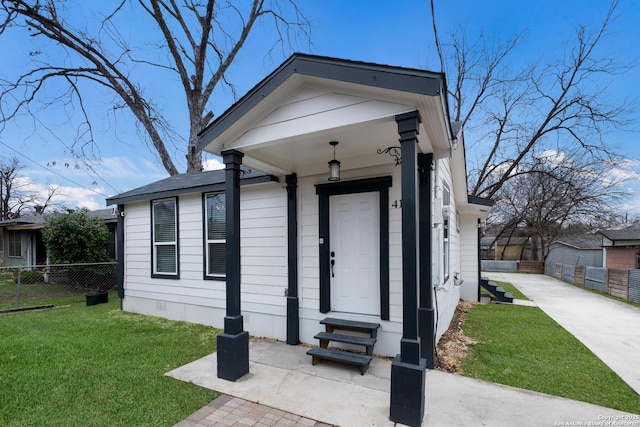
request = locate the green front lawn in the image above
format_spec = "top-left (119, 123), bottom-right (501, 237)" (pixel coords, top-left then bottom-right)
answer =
top-left (0, 295), bottom-right (219, 426)
top-left (460, 302), bottom-right (639, 414)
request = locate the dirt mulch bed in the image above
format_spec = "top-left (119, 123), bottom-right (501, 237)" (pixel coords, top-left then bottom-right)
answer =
top-left (434, 300), bottom-right (477, 373)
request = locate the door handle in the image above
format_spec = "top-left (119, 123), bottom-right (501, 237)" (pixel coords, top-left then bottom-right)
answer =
top-left (330, 259), bottom-right (335, 278)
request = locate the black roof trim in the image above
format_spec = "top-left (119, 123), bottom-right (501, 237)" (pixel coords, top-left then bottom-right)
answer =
top-left (106, 169), bottom-right (278, 206)
top-left (468, 195), bottom-right (494, 207)
top-left (198, 53), bottom-right (445, 150)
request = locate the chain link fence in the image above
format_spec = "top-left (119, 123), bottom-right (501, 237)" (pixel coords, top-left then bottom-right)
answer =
top-left (0, 262), bottom-right (118, 311)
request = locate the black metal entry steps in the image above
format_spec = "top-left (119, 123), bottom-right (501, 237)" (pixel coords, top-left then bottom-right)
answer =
top-left (314, 332), bottom-right (377, 355)
top-left (306, 317), bottom-right (381, 375)
top-left (480, 277), bottom-right (514, 303)
top-left (307, 348), bottom-right (372, 375)
top-left (320, 317), bottom-right (380, 338)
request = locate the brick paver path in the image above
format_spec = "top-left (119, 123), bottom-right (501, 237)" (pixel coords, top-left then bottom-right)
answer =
top-left (175, 395), bottom-right (334, 427)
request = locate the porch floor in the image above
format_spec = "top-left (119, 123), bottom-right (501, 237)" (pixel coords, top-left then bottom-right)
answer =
top-left (167, 338), bottom-right (634, 426)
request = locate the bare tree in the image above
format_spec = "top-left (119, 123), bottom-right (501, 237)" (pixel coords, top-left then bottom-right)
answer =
top-left (0, 0), bottom-right (310, 175)
top-left (0, 156), bottom-right (21, 219)
top-left (438, 0), bottom-right (632, 200)
top-left (489, 149), bottom-right (625, 262)
top-left (0, 155), bottom-right (57, 219)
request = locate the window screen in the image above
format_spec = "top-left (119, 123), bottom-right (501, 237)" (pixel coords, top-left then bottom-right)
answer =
top-left (205, 193), bottom-right (226, 277)
top-left (152, 199), bottom-right (178, 275)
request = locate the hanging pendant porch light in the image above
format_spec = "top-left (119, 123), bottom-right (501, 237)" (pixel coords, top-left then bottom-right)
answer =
top-left (328, 141), bottom-right (341, 181)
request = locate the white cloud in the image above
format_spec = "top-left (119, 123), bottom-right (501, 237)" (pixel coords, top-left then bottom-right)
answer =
top-left (14, 155), bottom-right (170, 212)
top-left (203, 157), bottom-right (224, 171)
top-left (605, 159), bottom-right (640, 184)
top-left (537, 149), bottom-right (569, 165)
top-left (52, 186), bottom-right (106, 211)
top-left (13, 154), bottom-right (231, 213)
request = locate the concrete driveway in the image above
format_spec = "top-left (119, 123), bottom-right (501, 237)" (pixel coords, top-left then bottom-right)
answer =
top-left (486, 272), bottom-right (640, 395)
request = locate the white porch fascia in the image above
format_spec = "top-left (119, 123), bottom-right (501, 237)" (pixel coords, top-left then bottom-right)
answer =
top-left (198, 54), bottom-right (454, 175)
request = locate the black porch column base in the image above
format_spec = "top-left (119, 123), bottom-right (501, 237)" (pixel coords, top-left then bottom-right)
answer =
top-left (286, 296), bottom-right (300, 345)
top-left (216, 331), bottom-right (249, 381)
top-left (418, 307), bottom-right (436, 368)
top-left (390, 355), bottom-right (427, 427)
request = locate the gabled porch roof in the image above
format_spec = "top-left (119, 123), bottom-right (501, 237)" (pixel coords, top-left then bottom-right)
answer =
top-left (198, 53), bottom-right (455, 178)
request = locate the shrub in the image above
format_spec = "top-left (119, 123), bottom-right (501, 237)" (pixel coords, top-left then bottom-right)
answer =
top-left (42, 208), bottom-right (111, 264)
top-left (17, 270), bottom-right (44, 284)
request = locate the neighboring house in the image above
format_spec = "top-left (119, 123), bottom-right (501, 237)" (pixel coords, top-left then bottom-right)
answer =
top-left (0, 209), bottom-right (118, 267)
top-left (87, 209), bottom-right (119, 260)
top-left (480, 236), bottom-right (496, 260)
top-left (106, 54), bottom-right (492, 425)
top-left (547, 235), bottom-right (603, 267)
top-left (544, 235), bottom-right (603, 275)
top-left (494, 236), bottom-right (535, 260)
top-left (599, 223), bottom-right (640, 269)
top-left (0, 214), bottom-right (47, 267)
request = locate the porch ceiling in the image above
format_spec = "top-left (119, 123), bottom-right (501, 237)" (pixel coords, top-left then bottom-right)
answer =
top-left (199, 55), bottom-right (454, 177)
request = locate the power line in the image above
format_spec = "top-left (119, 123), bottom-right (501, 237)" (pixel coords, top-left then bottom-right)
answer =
top-left (0, 140), bottom-right (111, 198)
top-left (30, 115), bottom-right (122, 194)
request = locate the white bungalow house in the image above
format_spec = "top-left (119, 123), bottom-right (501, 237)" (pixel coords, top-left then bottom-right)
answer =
top-left (106, 54), bottom-right (492, 426)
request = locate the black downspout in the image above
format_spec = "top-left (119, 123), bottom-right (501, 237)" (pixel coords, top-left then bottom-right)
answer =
top-left (390, 111), bottom-right (426, 427)
top-left (217, 149), bottom-right (249, 382)
top-left (477, 218), bottom-right (482, 302)
top-left (418, 153), bottom-right (435, 368)
top-left (116, 204), bottom-right (125, 310)
top-left (285, 174), bottom-right (299, 345)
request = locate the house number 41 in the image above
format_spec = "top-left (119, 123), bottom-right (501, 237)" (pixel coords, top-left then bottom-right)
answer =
top-left (392, 200), bottom-right (402, 209)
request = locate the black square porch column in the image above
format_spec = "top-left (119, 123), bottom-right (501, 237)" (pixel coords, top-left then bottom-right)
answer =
top-left (217, 149), bottom-right (249, 381)
top-left (285, 173), bottom-right (300, 345)
top-left (418, 153), bottom-right (435, 368)
top-left (390, 111), bottom-right (426, 427)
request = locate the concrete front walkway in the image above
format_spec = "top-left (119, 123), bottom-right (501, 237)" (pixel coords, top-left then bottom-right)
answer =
top-left (487, 272), bottom-right (640, 395)
top-left (168, 338), bottom-right (637, 426)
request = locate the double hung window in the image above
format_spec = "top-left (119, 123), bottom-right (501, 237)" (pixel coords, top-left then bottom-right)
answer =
top-left (8, 231), bottom-right (21, 258)
top-left (152, 198), bottom-right (178, 277)
top-left (205, 193), bottom-right (226, 278)
top-left (442, 182), bottom-right (451, 282)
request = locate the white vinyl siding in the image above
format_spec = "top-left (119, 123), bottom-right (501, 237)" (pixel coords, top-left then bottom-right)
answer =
top-left (204, 192), bottom-right (226, 278)
top-left (433, 158), bottom-right (461, 344)
top-left (460, 213), bottom-right (481, 301)
top-left (119, 160), bottom-right (468, 357)
top-left (122, 185), bottom-right (288, 340)
top-left (152, 198), bottom-right (178, 276)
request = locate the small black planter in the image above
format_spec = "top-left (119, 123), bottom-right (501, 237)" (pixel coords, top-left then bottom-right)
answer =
top-left (97, 290), bottom-right (108, 304)
top-left (86, 294), bottom-right (100, 306)
top-left (86, 291), bottom-right (108, 306)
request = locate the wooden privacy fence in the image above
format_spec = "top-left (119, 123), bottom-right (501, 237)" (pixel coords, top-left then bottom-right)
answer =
top-left (481, 260), bottom-right (544, 274)
top-left (551, 263), bottom-right (640, 304)
top-left (516, 261), bottom-right (545, 274)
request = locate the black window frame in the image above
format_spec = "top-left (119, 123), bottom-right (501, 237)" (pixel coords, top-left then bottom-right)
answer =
top-left (150, 197), bottom-right (180, 279)
top-left (203, 191), bottom-right (226, 280)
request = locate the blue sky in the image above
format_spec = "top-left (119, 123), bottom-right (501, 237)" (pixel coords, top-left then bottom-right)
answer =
top-left (1, 0), bottom-right (638, 215)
